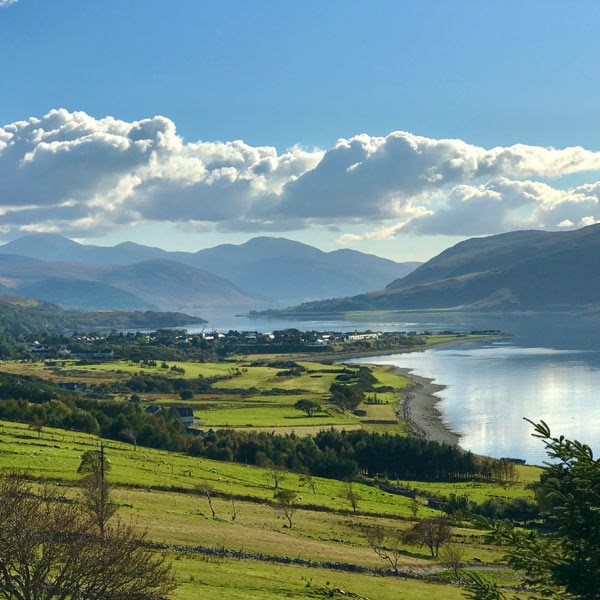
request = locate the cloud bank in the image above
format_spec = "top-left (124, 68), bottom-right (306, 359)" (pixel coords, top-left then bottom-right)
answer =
top-left (2, 108), bottom-right (600, 239)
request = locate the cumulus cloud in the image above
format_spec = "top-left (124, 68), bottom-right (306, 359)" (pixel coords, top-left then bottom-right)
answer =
top-left (0, 0), bottom-right (18, 7)
top-left (2, 109), bottom-right (600, 238)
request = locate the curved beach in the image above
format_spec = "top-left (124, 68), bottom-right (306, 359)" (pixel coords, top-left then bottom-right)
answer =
top-left (393, 367), bottom-right (460, 446)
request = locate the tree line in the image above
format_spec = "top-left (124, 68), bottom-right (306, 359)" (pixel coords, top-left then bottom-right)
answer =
top-left (186, 428), bottom-right (507, 482)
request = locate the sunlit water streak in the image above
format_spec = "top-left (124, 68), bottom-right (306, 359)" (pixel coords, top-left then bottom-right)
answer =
top-left (351, 343), bottom-right (600, 464)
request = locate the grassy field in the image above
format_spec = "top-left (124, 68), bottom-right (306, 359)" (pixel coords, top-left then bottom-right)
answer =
top-left (0, 419), bottom-right (536, 598)
top-left (1, 358), bottom-right (412, 435)
top-left (0, 351), bottom-right (535, 598)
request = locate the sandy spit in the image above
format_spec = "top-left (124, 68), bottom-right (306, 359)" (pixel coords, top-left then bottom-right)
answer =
top-left (392, 367), bottom-right (460, 447)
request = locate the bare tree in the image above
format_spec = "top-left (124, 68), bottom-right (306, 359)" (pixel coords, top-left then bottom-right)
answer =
top-left (343, 482), bottom-right (360, 513)
top-left (440, 542), bottom-right (465, 580)
top-left (273, 489), bottom-right (298, 528)
top-left (299, 469), bottom-right (317, 494)
top-left (265, 464), bottom-right (286, 489)
top-left (361, 524), bottom-right (405, 574)
top-left (0, 473), bottom-right (176, 600)
top-left (120, 428), bottom-right (138, 450)
top-left (29, 415), bottom-right (44, 438)
top-left (403, 517), bottom-right (452, 557)
top-left (230, 495), bottom-right (238, 522)
top-left (410, 498), bottom-right (420, 519)
top-left (196, 484), bottom-right (217, 518)
top-left (78, 446), bottom-right (117, 537)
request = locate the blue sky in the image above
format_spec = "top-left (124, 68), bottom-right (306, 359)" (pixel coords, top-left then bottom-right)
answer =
top-left (2, 0), bottom-right (600, 261)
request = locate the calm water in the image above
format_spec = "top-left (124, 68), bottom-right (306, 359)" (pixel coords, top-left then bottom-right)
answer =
top-left (189, 310), bottom-right (600, 464)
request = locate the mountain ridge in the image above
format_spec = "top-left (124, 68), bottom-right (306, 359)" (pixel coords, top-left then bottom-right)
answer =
top-left (0, 235), bottom-right (421, 306)
top-left (265, 224), bottom-right (600, 314)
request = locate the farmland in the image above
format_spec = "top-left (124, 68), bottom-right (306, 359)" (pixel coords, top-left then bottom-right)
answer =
top-left (0, 419), bottom-right (533, 598)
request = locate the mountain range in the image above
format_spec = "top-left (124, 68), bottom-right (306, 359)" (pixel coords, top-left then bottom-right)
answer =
top-left (0, 235), bottom-right (420, 311)
top-left (270, 224), bottom-right (600, 314)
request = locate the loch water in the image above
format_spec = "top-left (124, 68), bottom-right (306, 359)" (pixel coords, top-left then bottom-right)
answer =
top-left (190, 310), bottom-right (600, 464)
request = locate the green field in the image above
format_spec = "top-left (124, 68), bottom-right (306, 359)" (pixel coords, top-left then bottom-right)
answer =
top-left (0, 352), bottom-right (536, 598)
top-left (9, 357), bottom-right (411, 435)
top-left (0, 419), bottom-right (535, 598)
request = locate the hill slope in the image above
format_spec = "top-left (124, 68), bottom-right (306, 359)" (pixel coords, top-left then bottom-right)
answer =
top-left (272, 224), bottom-right (600, 313)
top-left (0, 255), bottom-right (258, 311)
top-left (0, 295), bottom-right (205, 334)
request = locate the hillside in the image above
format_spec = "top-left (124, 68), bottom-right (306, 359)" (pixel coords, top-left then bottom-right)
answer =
top-left (190, 237), bottom-right (421, 302)
top-left (0, 234), bottom-right (420, 304)
top-left (267, 224), bottom-right (600, 313)
top-left (99, 259), bottom-right (258, 309)
top-left (0, 419), bottom-right (534, 600)
top-left (0, 295), bottom-right (205, 334)
top-left (0, 254), bottom-right (259, 311)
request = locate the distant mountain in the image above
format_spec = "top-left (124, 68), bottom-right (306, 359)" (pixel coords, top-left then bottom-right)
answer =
top-left (98, 259), bottom-right (257, 309)
top-left (0, 295), bottom-right (205, 335)
top-left (0, 235), bottom-right (421, 303)
top-left (189, 237), bottom-right (420, 302)
top-left (0, 254), bottom-right (258, 311)
top-left (0, 234), bottom-right (167, 264)
top-left (268, 224), bottom-right (600, 313)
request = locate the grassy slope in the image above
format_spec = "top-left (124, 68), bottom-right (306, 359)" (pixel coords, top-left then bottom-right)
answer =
top-left (0, 419), bottom-right (536, 598)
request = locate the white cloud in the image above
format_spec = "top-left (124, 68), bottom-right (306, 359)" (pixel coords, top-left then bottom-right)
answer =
top-left (0, 0), bottom-right (18, 7)
top-left (2, 109), bottom-right (600, 238)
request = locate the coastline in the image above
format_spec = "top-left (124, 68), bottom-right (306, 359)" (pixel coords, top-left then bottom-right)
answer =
top-left (392, 366), bottom-right (461, 447)
top-left (299, 335), bottom-right (507, 448)
top-left (298, 333), bottom-right (509, 363)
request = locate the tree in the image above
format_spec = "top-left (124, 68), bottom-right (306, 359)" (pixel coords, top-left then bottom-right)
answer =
top-left (0, 473), bottom-right (176, 600)
top-left (299, 469), bottom-right (317, 494)
top-left (294, 399), bottom-right (321, 417)
top-left (78, 446), bottom-right (117, 537)
top-left (343, 482), bottom-right (360, 513)
top-left (403, 517), bottom-right (452, 557)
top-left (265, 463), bottom-right (286, 489)
top-left (440, 542), bottom-right (465, 581)
top-left (476, 419), bottom-right (600, 600)
top-left (273, 488), bottom-right (298, 528)
top-left (466, 420), bottom-right (600, 599)
top-left (196, 483), bottom-right (217, 518)
top-left (463, 573), bottom-right (508, 600)
top-left (29, 415), bottom-right (44, 438)
top-left (179, 389), bottom-right (194, 400)
top-left (120, 427), bottom-right (138, 450)
top-left (410, 497), bottom-right (420, 519)
top-left (361, 524), bottom-right (405, 574)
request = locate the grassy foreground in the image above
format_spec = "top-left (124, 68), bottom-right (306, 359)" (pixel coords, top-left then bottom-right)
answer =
top-left (0, 419), bottom-right (534, 599)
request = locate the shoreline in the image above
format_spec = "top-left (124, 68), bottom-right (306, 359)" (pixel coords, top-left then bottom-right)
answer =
top-left (391, 366), bottom-right (460, 447)
top-left (297, 333), bottom-right (509, 363)
top-left (299, 335), bottom-right (508, 448)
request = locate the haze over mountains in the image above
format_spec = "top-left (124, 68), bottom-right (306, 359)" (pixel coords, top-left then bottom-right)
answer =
top-left (0, 235), bottom-right (419, 311)
top-left (272, 224), bottom-right (600, 314)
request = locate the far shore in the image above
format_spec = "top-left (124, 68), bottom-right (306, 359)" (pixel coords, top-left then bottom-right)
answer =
top-left (332, 336), bottom-right (494, 447)
top-left (297, 333), bottom-right (509, 364)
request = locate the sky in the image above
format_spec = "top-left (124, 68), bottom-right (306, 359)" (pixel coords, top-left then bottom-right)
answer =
top-left (2, 0), bottom-right (600, 261)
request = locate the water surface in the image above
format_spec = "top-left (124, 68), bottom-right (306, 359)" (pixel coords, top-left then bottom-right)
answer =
top-left (353, 342), bottom-right (600, 464)
top-left (190, 310), bottom-right (600, 464)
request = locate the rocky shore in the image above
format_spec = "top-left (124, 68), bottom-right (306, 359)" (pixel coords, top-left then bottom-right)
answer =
top-left (394, 367), bottom-right (460, 446)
